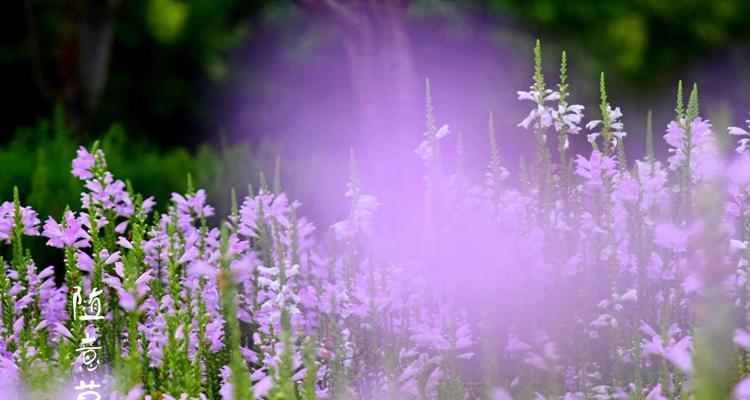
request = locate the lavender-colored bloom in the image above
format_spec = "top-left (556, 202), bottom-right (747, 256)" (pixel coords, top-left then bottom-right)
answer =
top-left (124, 384), bottom-right (144, 400)
top-left (72, 146), bottom-right (96, 180)
top-left (575, 150), bottom-right (617, 188)
top-left (116, 290), bottom-right (136, 312)
top-left (254, 375), bottom-right (274, 398)
top-left (664, 117), bottom-right (720, 180)
top-left (645, 384), bottom-right (668, 400)
top-left (0, 355), bottom-right (19, 386)
top-left (178, 246), bottom-right (199, 264)
top-left (205, 317), bottom-right (225, 352)
top-left (82, 172), bottom-right (134, 217)
top-left (736, 329), bottom-right (750, 349)
top-left (736, 377), bottom-right (750, 400)
top-left (331, 189), bottom-right (379, 240)
top-left (613, 175), bottom-right (639, 203)
top-left (490, 388), bottom-right (513, 400)
top-left (664, 336), bottom-right (692, 373)
top-left (43, 211), bottom-right (90, 248)
top-left (76, 250), bottom-right (94, 272)
top-left (0, 201), bottom-right (40, 242)
top-left (654, 223), bottom-right (689, 253)
top-left (172, 189), bottom-right (215, 221)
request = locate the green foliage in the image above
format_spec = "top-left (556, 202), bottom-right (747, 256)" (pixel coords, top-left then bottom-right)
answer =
top-left (676, 80), bottom-right (685, 121)
top-left (557, 50), bottom-right (569, 104)
top-left (533, 39), bottom-right (545, 93)
top-left (0, 116), bottom-right (266, 283)
top-left (147, 0), bottom-right (190, 43)
top-left (0, 115), bottom-right (260, 221)
top-left (490, 0), bottom-right (750, 83)
top-left (598, 72), bottom-right (612, 155)
top-left (646, 109), bottom-right (654, 167)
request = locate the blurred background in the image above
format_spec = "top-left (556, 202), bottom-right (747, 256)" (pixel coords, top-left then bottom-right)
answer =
top-left (3, 0), bottom-right (750, 226)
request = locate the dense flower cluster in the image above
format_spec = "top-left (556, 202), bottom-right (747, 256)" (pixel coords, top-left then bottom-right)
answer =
top-left (0, 140), bottom-right (473, 399)
top-left (3, 41), bottom-right (750, 400)
top-left (410, 42), bottom-right (750, 400)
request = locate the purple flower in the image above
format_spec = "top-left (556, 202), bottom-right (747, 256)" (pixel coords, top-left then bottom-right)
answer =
top-left (575, 150), bottom-right (617, 188)
top-left (72, 146), bottom-right (96, 180)
top-left (172, 189), bottom-right (215, 221)
top-left (654, 223), bottom-right (689, 252)
top-left (490, 388), bottom-right (512, 400)
top-left (179, 246), bottom-right (199, 264)
top-left (205, 317), bottom-right (225, 352)
top-left (735, 376), bottom-right (750, 400)
top-left (40, 289), bottom-right (69, 341)
top-left (42, 211), bottom-right (90, 248)
top-left (664, 117), bottom-right (720, 179)
top-left (81, 172), bottom-right (134, 217)
top-left (736, 329), bottom-right (750, 349)
top-left (76, 250), bottom-right (94, 272)
top-left (614, 175), bottom-right (639, 203)
top-left (238, 192), bottom-right (297, 239)
top-left (332, 194), bottom-right (379, 240)
top-left (0, 355), bottom-right (19, 385)
top-left (254, 375), bottom-right (274, 398)
top-left (135, 270), bottom-right (153, 298)
top-left (118, 290), bottom-right (136, 311)
top-left (12, 316), bottom-right (24, 342)
top-left (645, 384), bottom-right (668, 400)
top-left (117, 236), bottom-right (134, 249)
top-left (124, 384), bottom-right (144, 400)
top-left (0, 201), bottom-right (40, 242)
top-left (142, 197), bottom-right (156, 214)
top-left (664, 336), bottom-right (692, 373)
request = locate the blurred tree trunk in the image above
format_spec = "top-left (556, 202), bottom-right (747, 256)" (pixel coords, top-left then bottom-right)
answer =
top-left (299, 0), bottom-right (420, 144)
top-left (299, 0), bottom-right (422, 229)
top-left (24, 0), bottom-right (122, 135)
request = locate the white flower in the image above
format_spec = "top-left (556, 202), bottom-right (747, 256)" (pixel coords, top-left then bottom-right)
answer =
top-left (332, 193), bottom-right (380, 240)
top-left (730, 114), bottom-right (750, 154)
top-left (737, 138), bottom-right (750, 154)
top-left (731, 239), bottom-right (748, 252)
top-left (415, 125), bottom-right (449, 161)
top-left (587, 106), bottom-right (626, 146)
top-left (552, 104), bottom-right (585, 137)
top-left (415, 140), bottom-right (433, 161)
top-left (517, 88), bottom-right (558, 103)
top-left (619, 288), bottom-right (637, 302)
top-left (434, 124), bottom-right (450, 139)
top-left (516, 86), bottom-right (558, 131)
top-left (729, 127), bottom-right (748, 136)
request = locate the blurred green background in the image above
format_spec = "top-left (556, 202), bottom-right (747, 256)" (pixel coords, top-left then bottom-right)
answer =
top-left (3, 0), bottom-right (750, 220)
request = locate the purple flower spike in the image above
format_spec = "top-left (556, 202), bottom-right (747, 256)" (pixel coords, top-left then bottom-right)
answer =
top-left (0, 201), bottom-right (40, 242)
top-left (43, 211), bottom-right (90, 248)
top-left (72, 146), bottom-right (96, 180)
